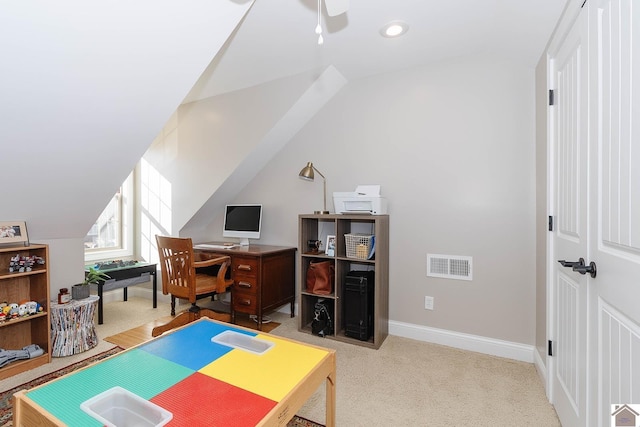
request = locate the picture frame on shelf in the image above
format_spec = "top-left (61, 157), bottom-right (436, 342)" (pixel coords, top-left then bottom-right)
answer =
top-left (0, 221), bottom-right (29, 246)
top-left (325, 235), bottom-right (336, 256)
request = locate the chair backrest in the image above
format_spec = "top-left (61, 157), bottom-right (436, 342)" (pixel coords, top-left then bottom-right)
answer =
top-left (156, 235), bottom-right (198, 302)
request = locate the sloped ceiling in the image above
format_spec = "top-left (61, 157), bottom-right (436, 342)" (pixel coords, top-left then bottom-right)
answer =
top-left (0, 0), bottom-right (254, 240)
top-left (185, 0), bottom-right (568, 102)
top-left (179, 65), bottom-right (348, 238)
top-left (172, 0), bottom-right (569, 235)
top-left (0, 0), bottom-right (568, 241)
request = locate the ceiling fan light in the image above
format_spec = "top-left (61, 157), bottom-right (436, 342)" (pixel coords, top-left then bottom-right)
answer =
top-left (381, 21), bottom-right (409, 38)
top-left (385, 25), bottom-right (403, 37)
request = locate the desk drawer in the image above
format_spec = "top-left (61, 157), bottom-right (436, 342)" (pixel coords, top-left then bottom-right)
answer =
top-left (232, 257), bottom-right (258, 277)
top-left (232, 290), bottom-right (257, 313)
top-left (234, 277), bottom-right (257, 295)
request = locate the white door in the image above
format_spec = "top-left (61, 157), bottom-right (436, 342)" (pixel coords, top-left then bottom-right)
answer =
top-left (549, 1), bottom-right (640, 426)
top-left (549, 5), bottom-right (590, 427)
top-left (589, 0), bottom-right (640, 425)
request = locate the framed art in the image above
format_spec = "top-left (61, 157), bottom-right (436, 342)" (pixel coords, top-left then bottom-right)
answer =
top-left (325, 235), bottom-right (336, 256)
top-left (0, 221), bottom-right (29, 246)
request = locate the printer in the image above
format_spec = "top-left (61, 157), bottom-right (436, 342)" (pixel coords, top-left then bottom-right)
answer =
top-left (333, 185), bottom-right (388, 215)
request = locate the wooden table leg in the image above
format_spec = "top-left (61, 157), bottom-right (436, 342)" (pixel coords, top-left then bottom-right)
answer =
top-left (325, 355), bottom-right (336, 427)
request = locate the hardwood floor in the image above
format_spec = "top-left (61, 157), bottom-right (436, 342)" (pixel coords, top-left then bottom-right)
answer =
top-left (104, 314), bottom-right (281, 349)
top-left (104, 315), bottom-right (174, 348)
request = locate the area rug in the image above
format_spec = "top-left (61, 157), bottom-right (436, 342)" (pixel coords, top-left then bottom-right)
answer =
top-left (0, 346), bottom-right (323, 427)
top-left (0, 346), bottom-right (123, 426)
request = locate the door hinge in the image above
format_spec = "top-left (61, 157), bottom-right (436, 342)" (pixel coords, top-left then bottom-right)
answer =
top-left (549, 89), bottom-right (555, 106)
top-left (548, 340), bottom-right (553, 356)
top-left (548, 215), bottom-right (553, 231)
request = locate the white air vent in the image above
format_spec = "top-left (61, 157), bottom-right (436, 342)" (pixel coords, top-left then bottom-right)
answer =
top-left (427, 254), bottom-right (472, 281)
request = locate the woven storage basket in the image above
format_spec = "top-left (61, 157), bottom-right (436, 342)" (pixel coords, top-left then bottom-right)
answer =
top-left (345, 233), bottom-right (374, 259)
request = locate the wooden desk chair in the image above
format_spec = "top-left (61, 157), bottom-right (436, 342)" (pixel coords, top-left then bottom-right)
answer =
top-left (152, 235), bottom-right (233, 337)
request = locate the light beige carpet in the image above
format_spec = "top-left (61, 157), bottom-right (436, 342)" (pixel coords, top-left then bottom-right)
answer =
top-left (269, 313), bottom-right (561, 426)
top-left (0, 296), bottom-right (560, 426)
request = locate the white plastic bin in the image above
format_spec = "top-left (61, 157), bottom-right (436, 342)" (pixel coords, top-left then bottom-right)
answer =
top-left (80, 386), bottom-right (172, 427)
top-left (211, 330), bottom-right (274, 355)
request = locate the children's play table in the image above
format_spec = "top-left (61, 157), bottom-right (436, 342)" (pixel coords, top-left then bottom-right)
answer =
top-left (13, 318), bottom-right (336, 426)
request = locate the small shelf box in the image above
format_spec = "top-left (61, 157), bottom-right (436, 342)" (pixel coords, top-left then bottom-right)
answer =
top-left (344, 233), bottom-right (374, 259)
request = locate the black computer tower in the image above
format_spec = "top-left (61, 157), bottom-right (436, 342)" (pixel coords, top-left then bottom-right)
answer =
top-left (344, 270), bottom-right (374, 341)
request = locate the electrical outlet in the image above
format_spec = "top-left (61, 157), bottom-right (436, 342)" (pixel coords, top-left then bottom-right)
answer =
top-left (424, 296), bottom-right (434, 310)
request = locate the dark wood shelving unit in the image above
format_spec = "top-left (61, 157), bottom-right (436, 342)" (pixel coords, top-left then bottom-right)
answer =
top-left (298, 214), bottom-right (389, 349)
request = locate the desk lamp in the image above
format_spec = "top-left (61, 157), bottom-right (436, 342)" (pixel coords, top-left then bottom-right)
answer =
top-left (299, 162), bottom-right (330, 214)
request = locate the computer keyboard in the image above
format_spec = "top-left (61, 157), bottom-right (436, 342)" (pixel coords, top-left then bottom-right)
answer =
top-left (193, 244), bottom-right (237, 250)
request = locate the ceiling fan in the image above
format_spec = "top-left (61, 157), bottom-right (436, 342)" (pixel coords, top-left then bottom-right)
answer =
top-left (314, 0), bottom-right (348, 44)
top-left (324, 0), bottom-right (349, 17)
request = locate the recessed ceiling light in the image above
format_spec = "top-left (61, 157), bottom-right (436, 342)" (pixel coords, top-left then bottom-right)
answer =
top-left (380, 21), bottom-right (409, 38)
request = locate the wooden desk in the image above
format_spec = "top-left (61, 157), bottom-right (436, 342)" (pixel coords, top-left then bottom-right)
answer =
top-left (195, 244), bottom-right (296, 331)
top-left (14, 318), bottom-right (336, 427)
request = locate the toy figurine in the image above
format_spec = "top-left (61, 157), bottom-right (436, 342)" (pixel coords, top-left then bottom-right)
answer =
top-left (3, 303), bottom-right (17, 316)
top-left (8, 255), bottom-right (45, 273)
top-left (8, 255), bottom-right (20, 273)
top-left (26, 301), bottom-right (38, 315)
top-left (18, 304), bottom-right (28, 317)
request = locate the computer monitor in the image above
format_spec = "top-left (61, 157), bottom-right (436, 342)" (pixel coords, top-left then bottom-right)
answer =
top-left (222, 204), bottom-right (262, 246)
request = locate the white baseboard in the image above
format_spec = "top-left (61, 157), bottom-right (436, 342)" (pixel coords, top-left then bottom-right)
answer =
top-left (100, 293), bottom-right (533, 363)
top-left (389, 320), bottom-right (535, 363)
top-left (533, 346), bottom-right (548, 385)
top-left (277, 303), bottom-right (294, 316)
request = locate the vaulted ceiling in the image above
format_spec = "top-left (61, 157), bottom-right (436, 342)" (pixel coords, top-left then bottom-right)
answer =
top-left (0, 0), bottom-right (567, 240)
top-left (186, 0), bottom-right (567, 101)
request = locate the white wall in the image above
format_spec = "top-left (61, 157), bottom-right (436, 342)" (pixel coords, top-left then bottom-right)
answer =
top-left (35, 238), bottom-right (86, 298)
top-left (33, 55), bottom-right (537, 348)
top-left (144, 68), bottom-right (346, 236)
top-left (197, 56), bottom-right (537, 345)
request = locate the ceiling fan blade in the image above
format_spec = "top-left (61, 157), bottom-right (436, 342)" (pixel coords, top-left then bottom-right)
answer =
top-left (324, 0), bottom-right (349, 17)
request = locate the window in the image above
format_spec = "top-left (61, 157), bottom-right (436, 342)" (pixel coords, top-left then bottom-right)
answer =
top-left (85, 172), bottom-right (135, 261)
top-left (85, 191), bottom-right (121, 250)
